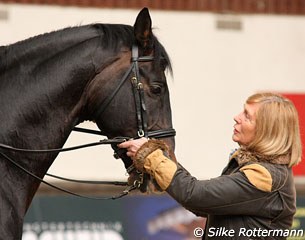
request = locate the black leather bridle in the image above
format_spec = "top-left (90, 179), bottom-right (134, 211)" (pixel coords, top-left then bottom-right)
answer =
top-left (76, 45), bottom-right (176, 139)
top-left (0, 45), bottom-right (176, 200)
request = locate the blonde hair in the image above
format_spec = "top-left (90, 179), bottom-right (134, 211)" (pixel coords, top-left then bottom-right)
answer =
top-left (246, 92), bottom-right (302, 167)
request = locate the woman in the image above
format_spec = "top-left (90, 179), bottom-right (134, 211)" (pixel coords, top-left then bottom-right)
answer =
top-left (118, 92), bottom-right (302, 240)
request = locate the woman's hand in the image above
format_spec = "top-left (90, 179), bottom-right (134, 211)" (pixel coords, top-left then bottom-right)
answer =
top-left (117, 137), bottom-right (148, 160)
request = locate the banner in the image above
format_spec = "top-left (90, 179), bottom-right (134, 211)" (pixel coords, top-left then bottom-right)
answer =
top-left (23, 194), bottom-right (204, 240)
top-left (23, 194), bottom-right (304, 240)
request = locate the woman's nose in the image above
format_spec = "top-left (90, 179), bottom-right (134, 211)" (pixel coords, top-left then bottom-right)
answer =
top-left (234, 113), bottom-right (242, 123)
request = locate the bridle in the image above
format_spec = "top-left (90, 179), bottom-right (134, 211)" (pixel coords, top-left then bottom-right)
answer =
top-left (89, 45), bottom-right (175, 139)
top-left (0, 45), bottom-right (176, 200)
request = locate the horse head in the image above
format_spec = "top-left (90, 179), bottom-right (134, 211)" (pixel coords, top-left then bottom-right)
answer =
top-left (84, 8), bottom-right (176, 192)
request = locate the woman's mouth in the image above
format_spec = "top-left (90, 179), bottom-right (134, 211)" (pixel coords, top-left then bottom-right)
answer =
top-left (233, 128), bottom-right (239, 134)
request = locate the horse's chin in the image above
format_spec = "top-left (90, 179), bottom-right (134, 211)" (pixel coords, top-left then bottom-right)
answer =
top-left (161, 138), bottom-right (176, 162)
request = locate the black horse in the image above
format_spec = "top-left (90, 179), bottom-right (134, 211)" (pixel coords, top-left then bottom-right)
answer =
top-left (0, 8), bottom-right (175, 239)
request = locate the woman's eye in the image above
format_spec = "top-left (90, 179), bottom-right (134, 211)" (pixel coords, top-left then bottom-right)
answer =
top-left (150, 85), bottom-right (162, 95)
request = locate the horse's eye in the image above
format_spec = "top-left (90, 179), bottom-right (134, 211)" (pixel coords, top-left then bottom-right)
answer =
top-left (150, 85), bottom-right (162, 95)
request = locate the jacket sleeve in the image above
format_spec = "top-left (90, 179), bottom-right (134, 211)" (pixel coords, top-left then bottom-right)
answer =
top-left (166, 164), bottom-right (277, 217)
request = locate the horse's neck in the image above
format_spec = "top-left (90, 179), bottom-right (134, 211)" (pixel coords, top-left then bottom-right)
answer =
top-left (1, 35), bottom-right (106, 149)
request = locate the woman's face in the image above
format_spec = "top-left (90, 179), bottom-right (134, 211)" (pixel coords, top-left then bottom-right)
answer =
top-left (233, 103), bottom-right (261, 146)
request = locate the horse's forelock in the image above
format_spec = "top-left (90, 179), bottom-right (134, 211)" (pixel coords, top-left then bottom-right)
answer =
top-left (153, 38), bottom-right (173, 77)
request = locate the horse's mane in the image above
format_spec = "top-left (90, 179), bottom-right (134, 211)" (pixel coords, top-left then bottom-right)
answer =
top-left (0, 24), bottom-right (128, 71)
top-left (0, 22), bottom-right (172, 78)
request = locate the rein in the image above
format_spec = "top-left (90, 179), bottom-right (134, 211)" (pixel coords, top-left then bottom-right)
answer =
top-left (0, 45), bottom-right (176, 200)
top-left (0, 138), bottom-right (134, 200)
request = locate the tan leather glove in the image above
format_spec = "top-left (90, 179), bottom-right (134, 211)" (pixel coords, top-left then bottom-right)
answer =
top-left (134, 139), bottom-right (177, 190)
top-left (134, 139), bottom-right (169, 172)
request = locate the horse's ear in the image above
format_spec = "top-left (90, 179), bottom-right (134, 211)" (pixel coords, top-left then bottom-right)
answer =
top-left (134, 8), bottom-right (152, 48)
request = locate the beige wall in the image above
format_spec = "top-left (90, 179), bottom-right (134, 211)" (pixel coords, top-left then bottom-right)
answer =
top-left (1, 4), bottom-right (305, 180)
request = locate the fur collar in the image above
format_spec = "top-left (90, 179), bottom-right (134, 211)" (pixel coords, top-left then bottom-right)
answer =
top-left (231, 148), bottom-right (291, 166)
